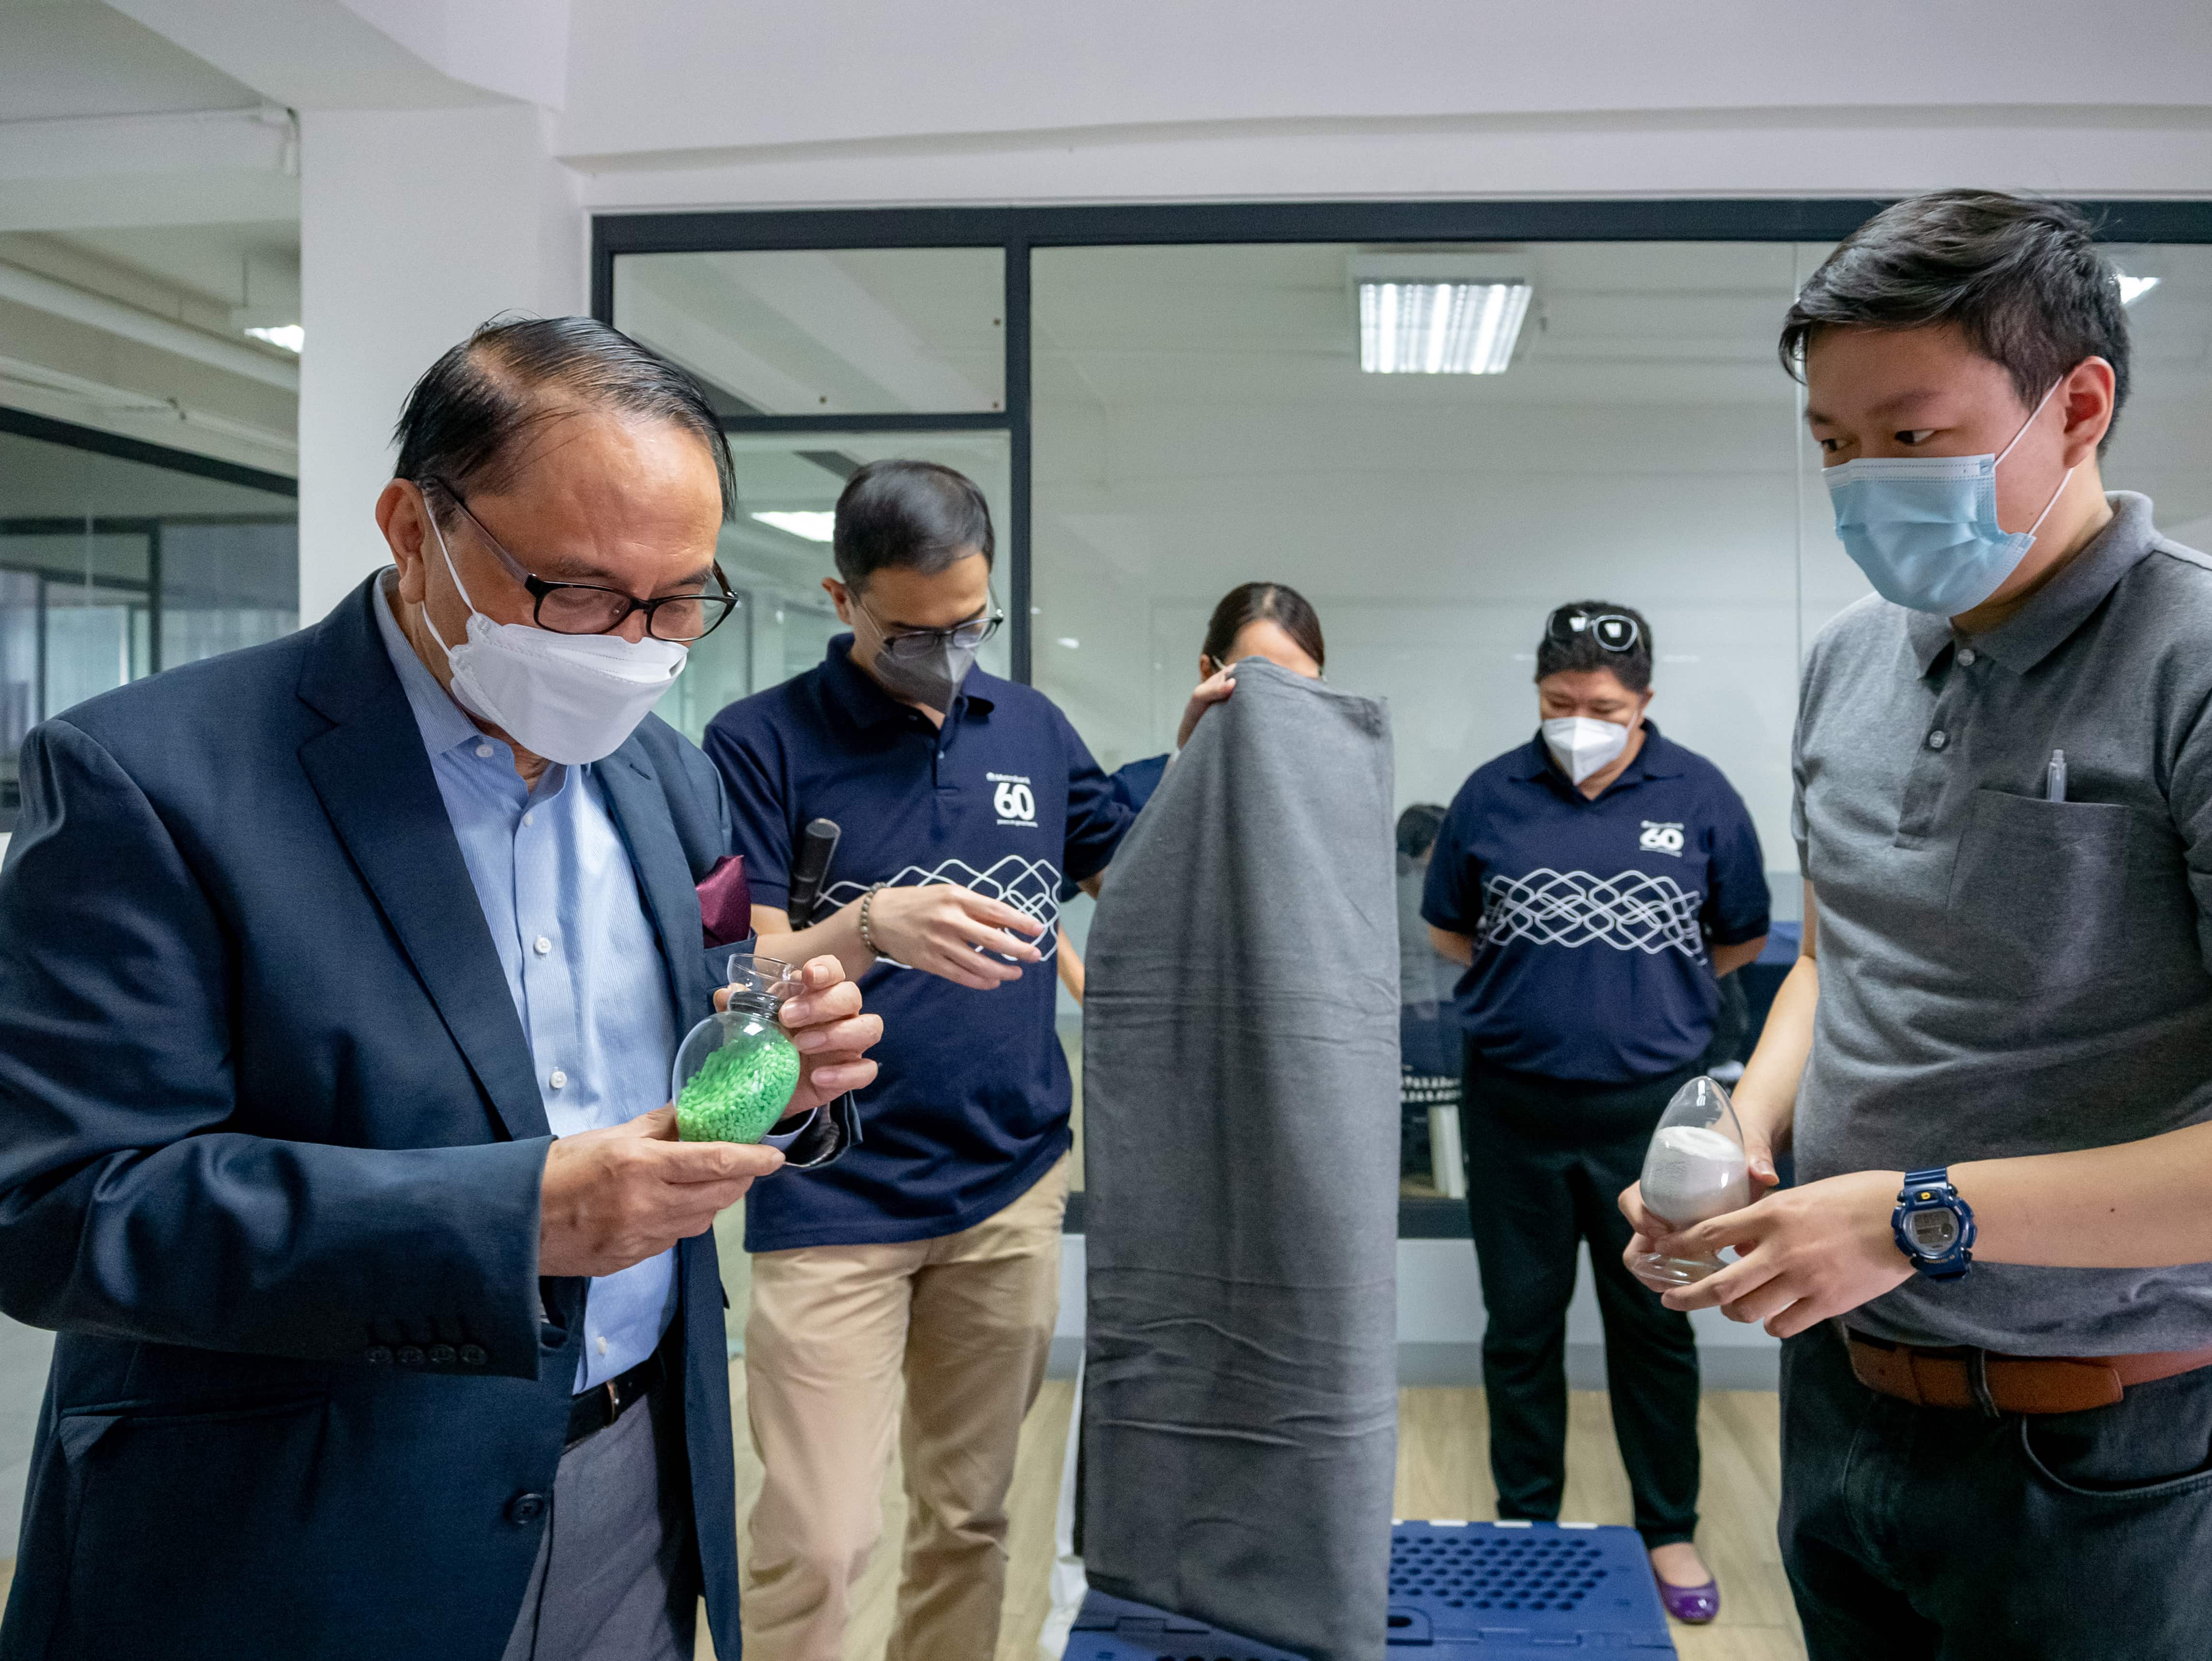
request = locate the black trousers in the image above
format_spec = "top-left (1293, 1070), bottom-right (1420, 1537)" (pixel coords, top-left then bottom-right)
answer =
top-left (1781, 1320), bottom-right (2212, 1660)
top-left (1459, 1059), bottom-right (1701, 1549)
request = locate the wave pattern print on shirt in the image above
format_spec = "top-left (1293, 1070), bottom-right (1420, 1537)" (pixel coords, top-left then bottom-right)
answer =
top-left (1479, 868), bottom-right (1707, 959)
top-left (823, 855), bottom-right (1067, 967)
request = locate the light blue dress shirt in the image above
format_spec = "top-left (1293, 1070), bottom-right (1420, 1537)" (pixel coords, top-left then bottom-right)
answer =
top-left (373, 576), bottom-right (678, 1392)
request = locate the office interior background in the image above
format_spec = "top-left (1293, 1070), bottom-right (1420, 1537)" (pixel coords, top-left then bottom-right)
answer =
top-left (2, 1), bottom-right (2210, 1655)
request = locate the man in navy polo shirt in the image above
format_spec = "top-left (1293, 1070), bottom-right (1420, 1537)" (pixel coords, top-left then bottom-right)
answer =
top-left (703, 460), bottom-right (1131, 1661)
top-left (1423, 599), bottom-right (1767, 1624)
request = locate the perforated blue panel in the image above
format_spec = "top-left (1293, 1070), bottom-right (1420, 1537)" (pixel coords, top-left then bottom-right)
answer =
top-left (1065, 1522), bottom-right (1677, 1661)
top-left (1387, 1521), bottom-right (1676, 1654)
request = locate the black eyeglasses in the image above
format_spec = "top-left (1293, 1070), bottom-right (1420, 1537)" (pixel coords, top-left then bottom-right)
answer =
top-left (427, 481), bottom-right (739, 643)
top-left (854, 592), bottom-right (1005, 660)
top-left (1546, 607), bottom-right (1641, 653)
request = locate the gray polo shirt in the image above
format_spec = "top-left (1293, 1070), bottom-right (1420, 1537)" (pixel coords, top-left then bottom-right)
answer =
top-left (1794, 492), bottom-right (2212, 1355)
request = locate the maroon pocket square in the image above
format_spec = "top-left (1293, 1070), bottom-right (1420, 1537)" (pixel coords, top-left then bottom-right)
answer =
top-left (698, 854), bottom-right (753, 949)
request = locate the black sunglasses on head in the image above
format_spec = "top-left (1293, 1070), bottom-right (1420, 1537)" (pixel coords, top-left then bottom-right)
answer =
top-left (1546, 607), bottom-right (1641, 653)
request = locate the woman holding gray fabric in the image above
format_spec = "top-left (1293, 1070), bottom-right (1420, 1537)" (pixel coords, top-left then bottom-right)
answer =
top-left (1168, 579), bottom-right (1326, 761)
top-left (1420, 600), bottom-right (1769, 1626)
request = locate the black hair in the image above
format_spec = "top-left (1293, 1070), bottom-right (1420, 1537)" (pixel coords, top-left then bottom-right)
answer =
top-left (832, 460), bottom-right (994, 587)
top-left (1201, 581), bottom-right (1326, 674)
top-left (1780, 190), bottom-right (2131, 450)
top-left (393, 315), bottom-right (737, 518)
top-left (1396, 803), bottom-right (1448, 861)
top-left (1535, 599), bottom-right (1653, 694)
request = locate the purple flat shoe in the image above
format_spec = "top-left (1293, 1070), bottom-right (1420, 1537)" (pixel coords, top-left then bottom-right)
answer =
top-left (1655, 1576), bottom-right (1720, 1624)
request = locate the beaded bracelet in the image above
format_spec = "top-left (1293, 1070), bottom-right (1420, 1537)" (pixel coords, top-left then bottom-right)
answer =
top-left (857, 884), bottom-right (886, 958)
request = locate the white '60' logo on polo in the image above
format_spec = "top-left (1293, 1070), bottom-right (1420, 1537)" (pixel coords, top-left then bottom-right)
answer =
top-left (1639, 821), bottom-right (1685, 855)
top-left (993, 781), bottom-right (1036, 822)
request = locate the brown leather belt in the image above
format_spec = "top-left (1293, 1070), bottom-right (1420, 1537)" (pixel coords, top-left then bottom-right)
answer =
top-left (1847, 1329), bottom-right (2212, 1415)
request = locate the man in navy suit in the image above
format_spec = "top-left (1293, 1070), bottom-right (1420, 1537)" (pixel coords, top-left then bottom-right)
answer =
top-left (0, 318), bottom-right (881, 1661)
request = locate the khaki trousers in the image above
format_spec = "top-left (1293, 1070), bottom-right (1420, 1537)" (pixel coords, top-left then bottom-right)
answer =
top-left (742, 1153), bottom-right (1069, 1661)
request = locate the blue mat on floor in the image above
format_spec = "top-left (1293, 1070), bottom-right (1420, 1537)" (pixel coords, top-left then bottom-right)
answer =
top-left (1067, 1521), bottom-right (1676, 1659)
top-left (1388, 1520), bottom-right (1676, 1653)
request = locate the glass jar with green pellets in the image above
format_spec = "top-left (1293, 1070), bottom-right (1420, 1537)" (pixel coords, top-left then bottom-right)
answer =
top-left (670, 955), bottom-right (804, 1143)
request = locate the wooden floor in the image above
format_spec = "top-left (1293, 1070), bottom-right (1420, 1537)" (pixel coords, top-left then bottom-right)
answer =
top-left (699, 1370), bottom-right (1806, 1661)
top-left (0, 1381), bottom-right (1801, 1660)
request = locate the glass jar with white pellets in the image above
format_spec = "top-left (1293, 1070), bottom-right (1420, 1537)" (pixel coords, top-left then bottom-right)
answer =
top-left (1629, 1074), bottom-right (1752, 1292)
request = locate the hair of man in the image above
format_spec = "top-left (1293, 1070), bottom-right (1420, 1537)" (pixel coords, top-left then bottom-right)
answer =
top-left (1395, 802), bottom-right (1449, 861)
top-left (832, 459), bottom-right (995, 590)
top-left (1536, 598), bottom-right (1654, 693)
top-left (1201, 581), bottom-right (1327, 674)
top-left (392, 314), bottom-right (738, 521)
top-left (1779, 189), bottom-right (2133, 453)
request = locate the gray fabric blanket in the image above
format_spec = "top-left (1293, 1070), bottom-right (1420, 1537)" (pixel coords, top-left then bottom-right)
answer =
top-left (1080, 660), bottom-right (1401, 1661)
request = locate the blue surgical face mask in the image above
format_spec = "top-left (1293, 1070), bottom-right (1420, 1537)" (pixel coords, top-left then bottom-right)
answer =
top-left (1822, 377), bottom-right (2073, 615)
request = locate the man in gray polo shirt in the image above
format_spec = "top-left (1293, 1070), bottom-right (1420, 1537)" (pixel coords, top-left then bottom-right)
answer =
top-left (1623, 191), bottom-right (2212, 1659)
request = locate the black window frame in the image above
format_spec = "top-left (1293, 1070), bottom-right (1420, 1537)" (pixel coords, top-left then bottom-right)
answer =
top-left (593, 197), bottom-right (2212, 1237)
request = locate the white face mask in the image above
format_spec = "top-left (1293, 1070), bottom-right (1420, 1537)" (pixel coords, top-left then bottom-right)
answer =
top-left (419, 508), bottom-right (687, 766)
top-left (1542, 715), bottom-right (1632, 785)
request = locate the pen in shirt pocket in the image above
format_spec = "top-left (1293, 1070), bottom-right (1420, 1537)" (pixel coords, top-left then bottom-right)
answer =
top-left (2045, 748), bottom-right (2068, 803)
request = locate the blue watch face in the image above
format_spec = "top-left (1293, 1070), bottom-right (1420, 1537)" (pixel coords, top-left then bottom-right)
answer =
top-left (1906, 1206), bottom-right (1960, 1256)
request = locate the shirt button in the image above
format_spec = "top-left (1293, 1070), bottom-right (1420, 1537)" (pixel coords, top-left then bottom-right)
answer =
top-left (1927, 730), bottom-right (1949, 750)
top-left (460, 1344), bottom-right (488, 1366)
top-left (428, 1344), bottom-right (456, 1366)
top-left (522, 811), bottom-right (534, 827)
top-left (549, 1068), bottom-right (568, 1090)
top-left (475, 742), bottom-right (493, 758)
top-left (596, 1335), bottom-right (609, 1357)
top-left (1956, 647), bottom-right (1977, 666)
top-left (396, 1346), bottom-right (424, 1366)
top-left (364, 1346), bottom-right (393, 1366)
top-left (533, 936), bottom-right (552, 955)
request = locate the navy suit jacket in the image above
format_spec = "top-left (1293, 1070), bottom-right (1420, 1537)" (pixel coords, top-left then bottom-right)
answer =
top-left (0, 574), bottom-right (846, 1659)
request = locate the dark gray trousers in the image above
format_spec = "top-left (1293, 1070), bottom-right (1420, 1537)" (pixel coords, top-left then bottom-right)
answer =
top-left (1460, 1061), bottom-right (1702, 1549)
top-left (501, 1382), bottom-right (699, 1661)
top-left (1781, 1320), bottom-right (2212, 1660)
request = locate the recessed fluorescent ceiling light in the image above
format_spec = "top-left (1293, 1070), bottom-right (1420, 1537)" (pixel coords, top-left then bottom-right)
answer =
top-left (2117, 272), bottom-right (2160, 306)
top-left (245, 324), bottom-right (303, 353)
top-left (1056, 636), bottom-right (1080, 649)
top-left (1359, 279), bottom-right (1531, 374)
top-left (752, 511), bottom-right (835, 542)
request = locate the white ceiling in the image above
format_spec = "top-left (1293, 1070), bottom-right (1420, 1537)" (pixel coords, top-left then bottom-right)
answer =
top-left (0, 1), bottom-right (300, 473)
top-left (0, 0), bottom-right (263, 122)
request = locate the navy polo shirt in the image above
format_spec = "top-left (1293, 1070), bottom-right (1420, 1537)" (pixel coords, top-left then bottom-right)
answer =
top-left (1109, 752), bottom-right (1169, 813)
top-left (1421, 721), bottom-right (1769, 1085)
top-left (704, 636), bottom-right (1132, 1250)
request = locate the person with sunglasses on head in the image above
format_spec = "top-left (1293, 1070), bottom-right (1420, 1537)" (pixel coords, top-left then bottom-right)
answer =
top-left (0, 318), bottom-right (884, 1661)
top-left (1423, 600), bottom-right (1769, 1626)
top-left (701, 459), bottom-right (1135, 1661)
top-left (1620, 192), bottom-right (2212, 1661)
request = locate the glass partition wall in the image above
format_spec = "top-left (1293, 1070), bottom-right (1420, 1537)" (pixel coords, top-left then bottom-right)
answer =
top-left (0, 415), bottom-right (298, 832)
top-left (599, 204), bottom-right (2212, 1231)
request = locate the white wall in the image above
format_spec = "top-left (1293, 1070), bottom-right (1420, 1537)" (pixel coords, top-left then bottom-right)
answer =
top-left (296, 105), bottom-right (583, 620)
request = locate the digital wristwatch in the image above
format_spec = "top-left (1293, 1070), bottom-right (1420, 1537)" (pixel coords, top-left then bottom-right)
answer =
top-left (1891, 1168), bottom-right (1975, 1281)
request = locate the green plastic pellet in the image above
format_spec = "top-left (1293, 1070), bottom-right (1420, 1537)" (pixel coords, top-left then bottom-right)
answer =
top-left (675, 1030), bottom-right (802, 1144)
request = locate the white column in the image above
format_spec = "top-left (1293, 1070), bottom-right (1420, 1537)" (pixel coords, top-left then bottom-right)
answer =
top-left (295, 105), bottom-right (582, 623)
